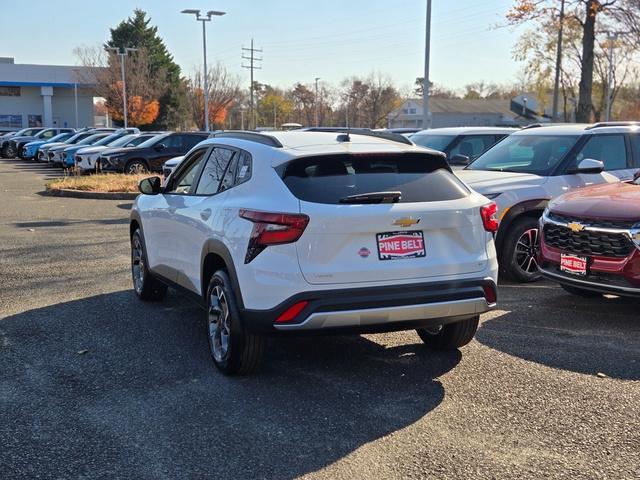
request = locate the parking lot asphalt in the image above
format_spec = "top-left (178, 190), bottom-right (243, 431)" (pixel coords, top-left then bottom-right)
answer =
top-left (1, 159), bottom-right (639, 480)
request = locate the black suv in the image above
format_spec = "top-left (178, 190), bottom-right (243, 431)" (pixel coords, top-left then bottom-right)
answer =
top-left (99, 132), bottom-right (209, 174)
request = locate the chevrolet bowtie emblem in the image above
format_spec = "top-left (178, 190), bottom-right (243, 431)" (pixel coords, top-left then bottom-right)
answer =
top-left (567, 222), bottom-right (585, 233)
top-left (393, 217), bottom-right (421, 228)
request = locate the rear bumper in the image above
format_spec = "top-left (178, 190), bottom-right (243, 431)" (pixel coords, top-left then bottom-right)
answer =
top-left (240, 277), bottom-right (496, 334)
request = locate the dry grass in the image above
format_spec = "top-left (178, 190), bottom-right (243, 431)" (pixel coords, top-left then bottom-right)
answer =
top-left (46, 174), bottom-right (151, 193)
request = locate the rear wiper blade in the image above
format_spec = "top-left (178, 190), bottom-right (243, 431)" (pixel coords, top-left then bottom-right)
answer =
top-left (339, 191), bottom-right (402, 204)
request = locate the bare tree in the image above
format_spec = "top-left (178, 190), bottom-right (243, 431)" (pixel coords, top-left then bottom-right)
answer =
top-left (187, 64), bottom-right (240, 130)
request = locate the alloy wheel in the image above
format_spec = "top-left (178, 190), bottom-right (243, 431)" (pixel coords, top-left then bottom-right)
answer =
top-left (131, 236), bottom-right (145, 294)
top-left (514, 228), bottom-right (540, 275)
top-left (209, 286), bottom-right (231, 362)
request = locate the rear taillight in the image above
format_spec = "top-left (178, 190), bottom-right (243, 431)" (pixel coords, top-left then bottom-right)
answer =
top-left (239, 209), bottom-right (310, 263)
top-left (480, 202), bottom-right (499, 233)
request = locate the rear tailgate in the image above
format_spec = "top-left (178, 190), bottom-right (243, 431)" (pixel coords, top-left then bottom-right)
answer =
top-left (281, 152), bottom-right (490, 285)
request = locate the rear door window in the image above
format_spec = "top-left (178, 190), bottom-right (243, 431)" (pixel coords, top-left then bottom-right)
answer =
top-left (281, 153), bottom-right (468, 204)
top-left (195, 147), bottom-right (236, 195)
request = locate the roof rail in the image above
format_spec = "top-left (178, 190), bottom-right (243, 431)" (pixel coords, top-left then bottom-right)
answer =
top-left (300, 127), bottom-right (413, 145)
top-left (521, 122), bottom-right (576, 130)
top-left (209, 130), bottom-right (283, 148)
top-left (586, 121), bottom-right (640, 130)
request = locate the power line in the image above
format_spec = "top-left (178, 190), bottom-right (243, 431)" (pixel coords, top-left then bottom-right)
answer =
top-left (242, 38), bottom-right (262, 130)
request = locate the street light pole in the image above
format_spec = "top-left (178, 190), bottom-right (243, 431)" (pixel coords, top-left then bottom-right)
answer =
top-left (182, 9), bottom-right (226, 132)
top-left (314, 77), bottom-right (320, 127)
top-left (106, 47), bottom-right (138, 128)
top-left (73, 69), bottom-right (79, 128)
top-left (422, 0), bottom-right (432, 130)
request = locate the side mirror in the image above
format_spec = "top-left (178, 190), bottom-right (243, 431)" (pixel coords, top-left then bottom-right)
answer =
top-left (449, 154), bottom-right (470, 166)
top-left (569, 158), bottom-right (605, 174)
top-left (633, 170), bottom-right (640, 181)
top-left (138, 176), bottom-right (162, 195)
top-left (154, 144), bottom-right (166, 152)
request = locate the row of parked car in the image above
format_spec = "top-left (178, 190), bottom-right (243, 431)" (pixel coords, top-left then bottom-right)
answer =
top-left (3, 122), bottom-right (639, 301)
top-left (0, 126), bottom-right (209, 174)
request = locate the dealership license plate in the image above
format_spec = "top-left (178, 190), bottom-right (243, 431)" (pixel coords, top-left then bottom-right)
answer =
top-left (376, 231), bottom-right (426, 261)
top-left (560, 254), bottom-right (588, 276)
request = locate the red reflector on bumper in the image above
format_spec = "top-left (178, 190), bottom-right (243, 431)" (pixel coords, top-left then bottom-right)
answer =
top-left (482, 284), bottom-right (497, 304)
top-left (275, 301), bottom-right (309, 323)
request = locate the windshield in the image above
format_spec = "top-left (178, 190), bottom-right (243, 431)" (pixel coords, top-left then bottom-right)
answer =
top-left (46, 133), bottom-right (70, 143)
top-left (410, 134), bottom-right (456, 152)
top-left (467, 134), bottom-right (579, 175)
top-left (76, 134), bottom-right (108, 146)
top-left (127, 134), bottom-right (157, 146)
top-left (106, 134), bottom-right (137, 147)
top-left (91, 133), bottom-right (123, 147)
top-left (137, 133), bottom-right (170, 148)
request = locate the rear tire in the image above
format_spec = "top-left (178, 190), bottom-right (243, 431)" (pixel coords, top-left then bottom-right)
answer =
top-left (131, 229), bottom-right (167, 301)
top-left (206, 270), bottom-right (265, 375)
top-left (560, 284), bottom-right (603, 298)
top-left (417, 316), bottom-right (479, 350)
top-left (501, 216), bottom-right (542, 283)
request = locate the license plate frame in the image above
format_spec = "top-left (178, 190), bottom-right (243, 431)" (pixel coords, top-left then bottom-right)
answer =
top-left (376, 230), bottom-right (426, 261)
top-left (560, 254), bottom-right (588, 276)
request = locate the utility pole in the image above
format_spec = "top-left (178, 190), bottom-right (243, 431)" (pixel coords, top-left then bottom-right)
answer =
top-left (605, 32), bottom-right (619, 122)
top-left (242, 39), bottom-right (262, 130)
top-left (551, 0), bottom-right (565, 122)
top-left (106, 47), bottom-right (138, 128)
top-left (422, 0), bottom-right (432, 130)
top-left (314, 77), bottom-right (320, 127)
top-left (181, 9), bottom-right (226, 132)
top-left (73, 68), bottom-right (79, 128)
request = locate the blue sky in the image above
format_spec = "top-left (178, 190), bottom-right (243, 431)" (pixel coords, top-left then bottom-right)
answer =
top-left (2, 0), bottom-right (524, 92)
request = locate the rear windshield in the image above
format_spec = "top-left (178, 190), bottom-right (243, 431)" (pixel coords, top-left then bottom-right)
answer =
top-left (410, 134), bottom-right (456, 152)
top-left (280, 153), bottom-right (468, 204)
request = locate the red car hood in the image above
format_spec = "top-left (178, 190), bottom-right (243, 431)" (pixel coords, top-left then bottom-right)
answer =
top-left (550, 182), bottom-right (640, 221)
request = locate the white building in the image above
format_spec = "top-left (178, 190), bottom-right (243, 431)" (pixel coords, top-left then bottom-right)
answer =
top-left (388, 98), bottom-right (542, 129)
top-left (0, 57), bottom-right (95, 129)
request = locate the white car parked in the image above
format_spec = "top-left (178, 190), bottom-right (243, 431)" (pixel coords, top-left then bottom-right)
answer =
top-left (75, 133), bottom-right (158, 173)
top-left (130, 130), bottom-right (499, 375)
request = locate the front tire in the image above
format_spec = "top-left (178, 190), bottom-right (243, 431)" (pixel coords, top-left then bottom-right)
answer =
top-left (417, 316), bottom-right (479, 350)
top-left (560, 284), bottom-right (603, 298)
top-left (131, 229), bottom-right (167, 301)
top-left (501, 216), bottom-right (542, 283)
top-left (207, 270), bottom-right (265, 375)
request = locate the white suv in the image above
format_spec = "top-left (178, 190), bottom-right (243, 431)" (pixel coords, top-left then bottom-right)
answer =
top-left (130, 131), bottom-right (499, 375)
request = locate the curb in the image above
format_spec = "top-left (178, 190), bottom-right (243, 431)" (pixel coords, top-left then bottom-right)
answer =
top-left (45, 188), bottom-right (139, 201)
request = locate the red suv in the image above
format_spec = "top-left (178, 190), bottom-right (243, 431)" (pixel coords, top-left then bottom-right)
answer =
top-left (538, 174), bottom-right (640, 297)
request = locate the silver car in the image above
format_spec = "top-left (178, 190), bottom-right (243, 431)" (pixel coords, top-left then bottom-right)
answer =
top-left (457, 122), bottom-right (639, 282)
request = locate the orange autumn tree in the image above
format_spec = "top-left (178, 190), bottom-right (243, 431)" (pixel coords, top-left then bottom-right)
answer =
top-left (75, 46), bottom-right (167, 127)
top-left (107, 81), bottom-right (160, 126)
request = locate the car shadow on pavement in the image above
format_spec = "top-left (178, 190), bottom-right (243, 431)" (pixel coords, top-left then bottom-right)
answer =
top-left (1, 290), bottom-right (459, 479)
top-left (476, 285), bottom-right (640, 381)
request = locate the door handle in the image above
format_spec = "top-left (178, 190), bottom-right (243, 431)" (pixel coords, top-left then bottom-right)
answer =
top-left (200, 209), bottom-right (212, 221)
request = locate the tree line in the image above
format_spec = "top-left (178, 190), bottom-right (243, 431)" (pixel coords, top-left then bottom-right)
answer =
top-left (78, 6), bottom-right (640, 131)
